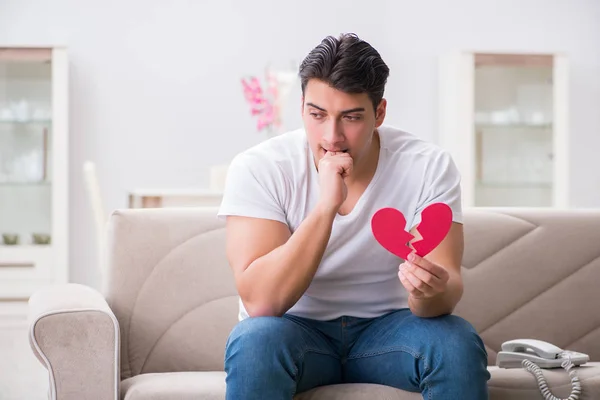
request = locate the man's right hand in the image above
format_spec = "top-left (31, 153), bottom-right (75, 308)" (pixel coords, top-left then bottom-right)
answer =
top-left (317, 152), bottom-right (354, 214)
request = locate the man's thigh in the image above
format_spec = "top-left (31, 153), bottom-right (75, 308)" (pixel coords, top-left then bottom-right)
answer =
top-left (344, 308), bottom-right (488, 393)
top-left (281, 314), bottom-right (343, 394)
top-left (225, 314), bottom-right (342, 395)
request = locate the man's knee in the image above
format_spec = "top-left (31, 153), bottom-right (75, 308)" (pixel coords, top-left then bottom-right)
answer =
top-left (225, 316), bottom-right (299, 362)
top-left (432, 314), bottom-right (477, 334)
top-left (425, 314), bottom-right (489, 370)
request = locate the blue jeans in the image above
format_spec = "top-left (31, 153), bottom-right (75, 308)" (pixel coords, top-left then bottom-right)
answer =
top-left (224, 308), bottom-right (491, 399)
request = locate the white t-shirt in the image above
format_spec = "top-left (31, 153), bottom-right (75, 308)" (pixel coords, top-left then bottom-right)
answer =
top-left (217, 125), bottom-right (462, 321)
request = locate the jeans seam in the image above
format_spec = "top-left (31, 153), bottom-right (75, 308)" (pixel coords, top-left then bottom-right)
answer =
top-left (291, 347), bottom-right (340, 396)
top-left (347, 345), bottom-right (430, 395)
top-left (341, 318), bottom-right (346, 359)
top-left (301, 347), bottom-right (340, 360)
top-left (423, 349), bottom-right (439, 399)
top-left (347, 345), bottom-right (422, 361)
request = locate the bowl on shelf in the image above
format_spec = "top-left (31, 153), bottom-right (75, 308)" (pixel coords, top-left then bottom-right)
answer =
top-left (2, 233), bottom-right (19, 245)
top-left (32, 233), bottom-right (51, 245)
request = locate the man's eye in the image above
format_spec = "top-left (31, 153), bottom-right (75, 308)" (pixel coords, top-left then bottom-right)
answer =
top-left (310, 113), bottom-right (323, 119)
top-left (344, 115), bottom-right (361, 121)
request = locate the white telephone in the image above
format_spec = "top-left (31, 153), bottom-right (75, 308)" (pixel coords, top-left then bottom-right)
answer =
top-left (497, 339), bottom-right (589, 400)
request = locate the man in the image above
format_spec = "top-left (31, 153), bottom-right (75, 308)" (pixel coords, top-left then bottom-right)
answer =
top-left (217, 33), bottom-right (490, 399)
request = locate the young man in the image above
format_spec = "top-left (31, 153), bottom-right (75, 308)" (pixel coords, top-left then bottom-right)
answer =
top-left (218, 33), bottom-right (490, 399)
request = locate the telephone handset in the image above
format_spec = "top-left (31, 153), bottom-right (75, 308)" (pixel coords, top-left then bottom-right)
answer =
top-left (497, 339), bottom-right (589, 368)
top-left (497, 339), bottom-right (589, 400)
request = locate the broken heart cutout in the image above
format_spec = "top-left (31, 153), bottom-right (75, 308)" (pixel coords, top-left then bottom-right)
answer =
top-left (371, 203), bottom-right (453, 259)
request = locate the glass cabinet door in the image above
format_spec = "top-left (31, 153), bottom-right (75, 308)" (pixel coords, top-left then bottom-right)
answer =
top-left (0, 49), bottom-right (53, 247)
top-left (439, 51), bottom-right (568, 208)
top-left (474, 54), bottom-right (553, 207)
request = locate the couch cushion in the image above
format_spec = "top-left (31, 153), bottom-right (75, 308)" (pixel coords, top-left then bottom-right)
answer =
top-left (487, 363), bottom-right (600, 400)
top-left (121, 371), bottom-right (226, 400)
top-left (119, 371), bottom-right (419, 400)
top-left (120, 364), bottom-right (600, 400)
top-left (295, 383), bottom-right (420, 399)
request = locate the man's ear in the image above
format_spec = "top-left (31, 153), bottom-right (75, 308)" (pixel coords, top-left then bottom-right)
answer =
top-left (300, 96), bottom-right (305, 117)
top-left (375, 98), bottom-right (387, 127)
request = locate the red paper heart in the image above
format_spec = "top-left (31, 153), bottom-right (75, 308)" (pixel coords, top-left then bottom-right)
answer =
top-left (371, 203), bottom-right (453, 259)
top-left (371, 208), bottom-right (414, 260)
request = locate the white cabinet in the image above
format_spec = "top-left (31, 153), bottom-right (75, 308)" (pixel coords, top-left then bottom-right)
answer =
top-left (127, 166), bottom-right (228, 209)
top-left (128, 189), bottom-right (223, 208)
top-left (0, 48), bottom-right (69, 299)
top-left (439, 52), bottom-right (569, 208)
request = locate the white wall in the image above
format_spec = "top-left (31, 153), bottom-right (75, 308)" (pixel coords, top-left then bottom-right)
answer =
top-left (0, 0), bottom-right (599, 289)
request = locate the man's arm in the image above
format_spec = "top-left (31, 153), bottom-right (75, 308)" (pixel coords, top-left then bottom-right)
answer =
top-left (226, 204), bottom-right (336, 318)
top-left (402, 222), bottom-right (464, 318)
top-left (224, 151), bottom-right (352, 318)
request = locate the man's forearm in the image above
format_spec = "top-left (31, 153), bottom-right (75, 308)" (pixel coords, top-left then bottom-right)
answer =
top-left (408, 272), bottom-right (464, 318)
top-left (239, 204), bottom-right (336, 317)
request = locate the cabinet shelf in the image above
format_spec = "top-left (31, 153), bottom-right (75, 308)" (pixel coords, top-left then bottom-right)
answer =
top-left (0, 119), bottom-right (51, 125)
top-left (0, 246), bottom-right (53, 268)
top-left (476, 182), bottom-right (552, 188)
top-left (0, 181), bottom-right (51, 187)
top-left (475, 123), bottom-right (552, 130)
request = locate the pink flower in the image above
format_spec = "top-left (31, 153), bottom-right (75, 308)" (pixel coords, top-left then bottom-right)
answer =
top-left (241, 75), bottom-right (278, 132)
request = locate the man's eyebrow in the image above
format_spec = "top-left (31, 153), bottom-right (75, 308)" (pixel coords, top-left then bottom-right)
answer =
top-left (306, 102), bottom-right (326, 112)
top-left (306, 103), bottom-right (365, 114)
top-left (340, 107), bottom-right (365, 114)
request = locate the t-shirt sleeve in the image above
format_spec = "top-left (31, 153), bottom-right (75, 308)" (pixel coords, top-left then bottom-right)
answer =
top-left (217, 153), bottom-right (288, 224)
top-left (412, 150), bottom-right (463, 229)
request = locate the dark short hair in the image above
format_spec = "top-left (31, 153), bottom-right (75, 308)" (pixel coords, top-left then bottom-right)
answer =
top-left (299, 33), bottom-right (390, 111)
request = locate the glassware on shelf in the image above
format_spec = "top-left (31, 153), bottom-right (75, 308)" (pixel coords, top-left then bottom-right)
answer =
top-left (0, 129), bottom-right (49, 183)
top-left (2, 233), bottom-right (19, 245)
top-left (0, 232), bottom-right (52, 246)
top-left (0, 99), bottom-right (52, 123)
top-left (32, 233), bottom-right (51, 245)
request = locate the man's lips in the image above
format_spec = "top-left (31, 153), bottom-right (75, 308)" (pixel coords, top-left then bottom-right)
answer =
top-left (322, 147), bottom-right (348, 153)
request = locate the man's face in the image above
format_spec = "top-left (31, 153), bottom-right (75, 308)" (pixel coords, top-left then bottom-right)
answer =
top-left (301, 79), bottom-right (386, 167)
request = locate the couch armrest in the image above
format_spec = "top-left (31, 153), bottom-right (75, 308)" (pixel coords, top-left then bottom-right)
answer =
top-left (28, 283), bottom-right (120, 400)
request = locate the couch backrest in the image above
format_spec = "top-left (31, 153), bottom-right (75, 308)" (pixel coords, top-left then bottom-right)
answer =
top-left (454, 208), bottom-right (600, 365)
top-left (106, 207), bottom-right (600, 380)
top-left (105, 208), bottom-right (237, 380)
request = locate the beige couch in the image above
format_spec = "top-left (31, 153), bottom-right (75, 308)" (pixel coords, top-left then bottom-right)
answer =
top-left (28, 207), bottom-right (600, 399)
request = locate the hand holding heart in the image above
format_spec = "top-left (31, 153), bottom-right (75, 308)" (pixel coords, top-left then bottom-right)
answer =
top-left (371, 203), bottom-right (453, 300)
top-left (398, 252), bottom-right (450, 299)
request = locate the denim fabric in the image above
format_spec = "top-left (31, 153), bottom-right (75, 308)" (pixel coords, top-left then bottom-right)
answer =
top-left (224, 308), bottom-right (490, 399)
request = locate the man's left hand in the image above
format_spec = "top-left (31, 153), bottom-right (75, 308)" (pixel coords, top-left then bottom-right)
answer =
top-left (398, 252), bottom-right (450, 300)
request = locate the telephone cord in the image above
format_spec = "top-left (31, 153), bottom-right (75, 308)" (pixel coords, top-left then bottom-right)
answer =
top-left (522, 356), bottom-right (582, 400)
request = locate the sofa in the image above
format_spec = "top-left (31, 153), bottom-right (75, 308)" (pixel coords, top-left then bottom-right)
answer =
top-left (28, 207), bottom-right (600, 399)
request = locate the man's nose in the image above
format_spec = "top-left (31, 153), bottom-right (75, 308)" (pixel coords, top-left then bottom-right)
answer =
top-left (322, 120), bottom-right (345, 145)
